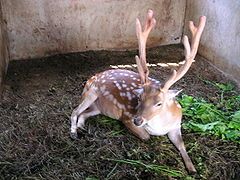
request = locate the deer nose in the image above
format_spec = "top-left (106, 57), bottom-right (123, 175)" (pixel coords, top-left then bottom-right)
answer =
top-left (133, 117), bottom-right (143, 126)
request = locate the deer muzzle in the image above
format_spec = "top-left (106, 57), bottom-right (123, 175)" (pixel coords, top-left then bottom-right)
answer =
top-left (133, 116), bottom-right (144, 126)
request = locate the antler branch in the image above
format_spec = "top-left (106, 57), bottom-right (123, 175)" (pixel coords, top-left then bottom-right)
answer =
top-left (135, 9), bottom-right (156, 85)
top-left (161, 16), bottom-right (206, 92)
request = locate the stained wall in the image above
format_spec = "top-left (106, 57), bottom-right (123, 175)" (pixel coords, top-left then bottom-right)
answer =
top-left (1, 0), bottom-right (186, 60)
top-left (0, 1), bottom-right (9, 97)
top-left (1, 0), bottom-right (239, 85)
top-left (184, 0), bottom-right (240, 85)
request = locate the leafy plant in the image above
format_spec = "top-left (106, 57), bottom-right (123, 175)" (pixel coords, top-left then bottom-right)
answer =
top-left (179, 82), bottom-right (240, 143)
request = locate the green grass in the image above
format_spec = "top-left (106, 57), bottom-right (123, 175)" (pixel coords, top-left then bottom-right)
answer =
top-left (104, 158), bottom-right (184, 177)
top-left (95, 116), bottom-right (126, 137)
top-left (179, 82), bottom-right (240, 143)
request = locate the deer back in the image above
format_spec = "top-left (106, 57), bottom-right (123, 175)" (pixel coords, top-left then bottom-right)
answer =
top-left (83, 69), bottom-right (161, 122)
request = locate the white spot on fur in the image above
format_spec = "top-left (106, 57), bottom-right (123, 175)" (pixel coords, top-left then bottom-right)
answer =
top-left (115, 83), bottom-right (122, 90)
top-left (124, 111), bottom-right (133, 118)
top-left (131, 83), bottom-right (137, 87)
top-left (117, 102), bottom-right (124, 109)
top-left (100, 85), bottom-right (106, 93)
top-left (150, 78), bottom-right (160, 84)
top-left (120, 92), bottom-right (126, 97)
top-left (103, 91), bottom-right (110, 96)
top-left (126, 92), bottom-right (132, 100)
top-left (122, 84), bottom-right (127, 88)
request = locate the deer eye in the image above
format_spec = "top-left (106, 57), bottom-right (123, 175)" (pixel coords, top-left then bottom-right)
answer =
top-left (156, 102), bottom-right (162, 107)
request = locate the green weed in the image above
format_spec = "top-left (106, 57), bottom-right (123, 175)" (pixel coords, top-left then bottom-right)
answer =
top-left (96, 116), bottom-right (126, 137)
top-left (179, 82), bottom-right (240, 143)
top-left (85, 177), bottom-right (99, 180)
top-left (105, 158), bottom-right (183, 177)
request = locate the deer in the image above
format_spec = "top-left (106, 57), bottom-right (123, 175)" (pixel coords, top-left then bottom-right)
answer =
top-left (70, 10), bottom-right (206, 173)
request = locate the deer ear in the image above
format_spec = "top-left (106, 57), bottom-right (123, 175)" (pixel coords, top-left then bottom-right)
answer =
top-left (133, 88), bottom-right (144, 97)
top-left (166, 89), bottom-right (182, 99)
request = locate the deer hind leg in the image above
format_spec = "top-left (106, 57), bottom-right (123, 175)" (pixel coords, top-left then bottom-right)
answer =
top-left (77, 104), bottom-right (100, 129)
top-left (167, 128), bottom-right (196, 173)
top-left (70, 89), bottom-right (98, 139)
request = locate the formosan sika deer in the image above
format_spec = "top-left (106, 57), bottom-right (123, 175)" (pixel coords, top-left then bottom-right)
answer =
top-left (70, 10), bottom-right (206, 173)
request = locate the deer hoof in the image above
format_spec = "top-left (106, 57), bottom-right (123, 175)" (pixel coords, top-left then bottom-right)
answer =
top-left (70, 132), bottom-right (78, 140)
top-left (187, 165), bottom-right (197, 174)
top-left (139, 133), bottom-right (150, 141)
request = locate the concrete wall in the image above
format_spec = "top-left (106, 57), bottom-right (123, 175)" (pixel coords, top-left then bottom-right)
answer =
top-left (1, 0), bottom-right (186, 60)
top-left (0, 1), bottom-right (9, 98)
top-left (1, 0), bottom-right (240, 85)
top-left (184, 0), bottom-right (240, 85)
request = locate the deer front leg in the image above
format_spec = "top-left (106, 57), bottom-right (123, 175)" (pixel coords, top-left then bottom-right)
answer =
top-left (122, 119), bottom-right (150, 140)
top-left (167, 128), bottom-right (196, 173)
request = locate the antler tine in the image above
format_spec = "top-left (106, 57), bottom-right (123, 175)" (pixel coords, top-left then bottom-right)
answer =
top-left (161, 16), bottom-right (206, 92)
top-left (135, 9), bottom-right (156, 85)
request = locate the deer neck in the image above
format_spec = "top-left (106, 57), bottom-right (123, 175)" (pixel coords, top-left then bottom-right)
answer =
top-left (143, 100), bottom-right (182, 136)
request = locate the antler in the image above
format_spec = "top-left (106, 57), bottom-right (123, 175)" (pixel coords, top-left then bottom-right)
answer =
top-left (135, 9), bottom-right (156, 85)
top-left (161, 16), bottom-right (206, 92)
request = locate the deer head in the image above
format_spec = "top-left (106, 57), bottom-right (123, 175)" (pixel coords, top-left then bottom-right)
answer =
top-left (133, 10), bottom-right (206, 128)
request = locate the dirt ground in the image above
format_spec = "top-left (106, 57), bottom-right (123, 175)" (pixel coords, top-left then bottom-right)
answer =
top-left (0, 44), bottom-right (239, 179)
